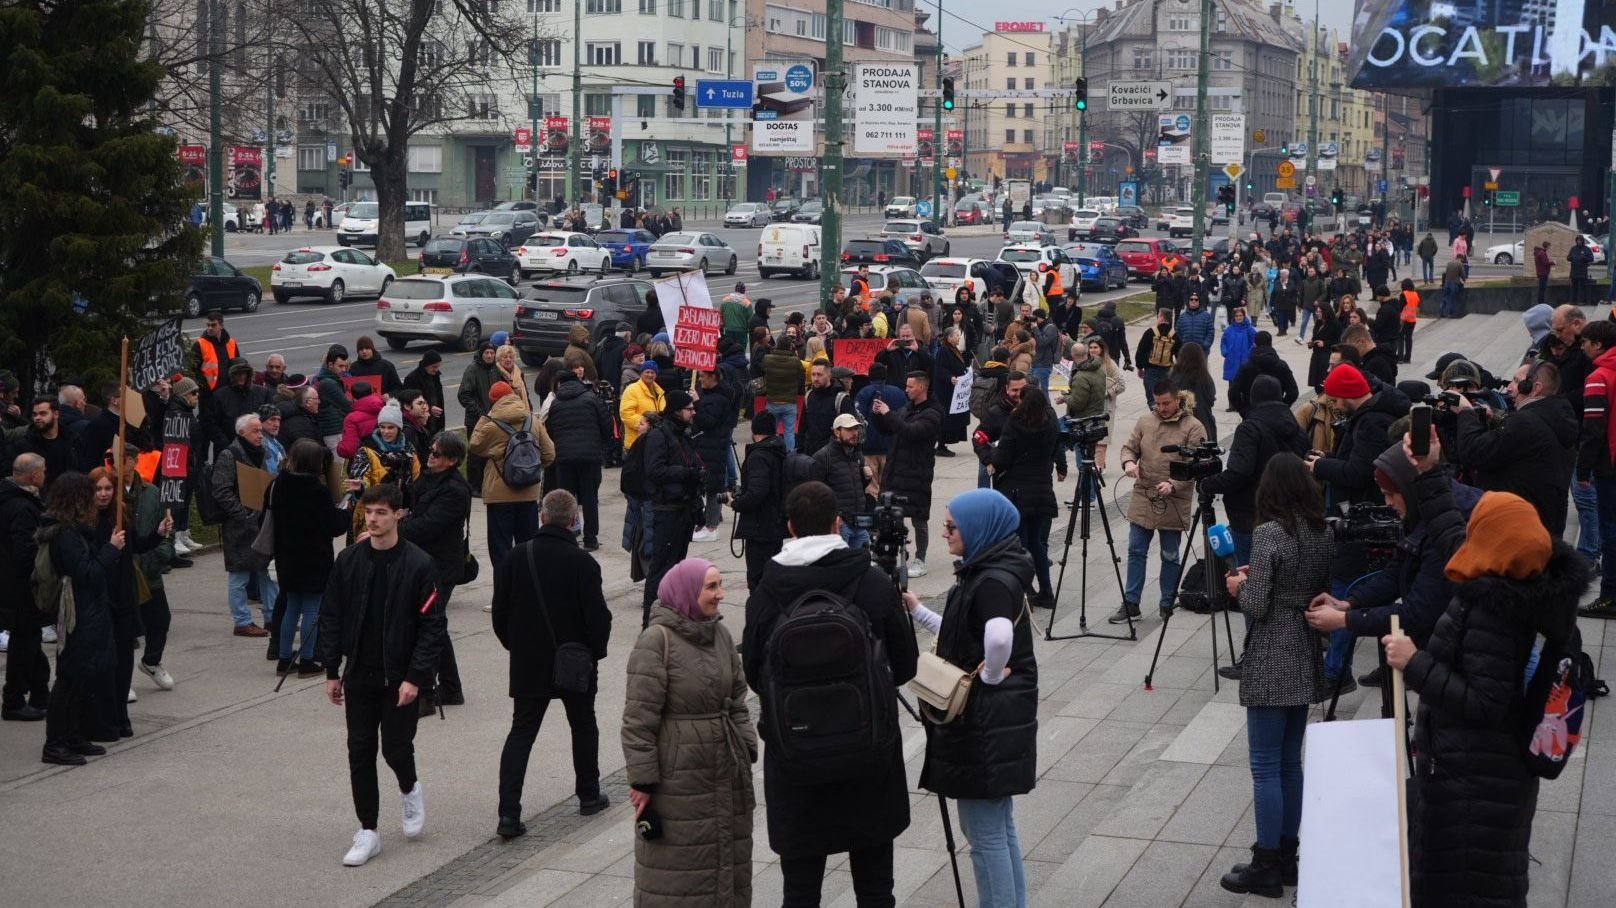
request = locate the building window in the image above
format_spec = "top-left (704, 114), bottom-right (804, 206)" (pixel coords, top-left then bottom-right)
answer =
top-left (796, 18), bottom-right (806, 36)
top-left (667, 42), bottom-right (683, 68)
top-left (1006, 52), bottom-right (1017, 66)
top-left (708, 0), bottom-right (724, 21)
top-left (297, 146), bottom-right (325, 171)
top-left (638, 40), bottom-right (656, 64)
top-left (585, 0), bottom-right (621, 12)
top-left (1005, 78), bottom-right (1015, 90)
top-left (668, 0), bottom-right (682, 15)
top-left (639, 0), bottom-right (655, 11)
top-left (1166, 49), bottom-right (1195, 70)
top-left (528, 0), bottom-right (560, 10)
top-left (811, 12), bottom-right (825, 38)
top-left (1005, 129), bottom-right (1015, 143)
top-left (1132, 48), bottom-right (1153, 69)
top-left (1023, 77), bottom-right (1034, 89)
top-left (530, 39), bottom-right (561, 67)
top-left (586, 42), bottom-right (621, 65)
top-left (584, 93), bottom-right (612, 116)
top-left (664, 149), bottom-right (687, 198)
top-left (1214, 50), bottom-right (1233, 70)
top-left (1024, 53), bottom-right (1034, 66)
top-left (1167, 15), bottom-right (1196, 31)
top-left (468, 94), bottom-right (497, 119)
top-left (636, 95), bottom-right (657, 117)
top-left (690, 0), bottom-right (700, 16)
top-left (407, 146), bottom-right (443, 173)
top-left (1005, 104), bottom-right (1016, 118)
top-left (409, 189), bottom-right (438, 204)
top-left (707, 47), bottom-right (724, 71)
top-left (1023, 103), bottom-right (1033, 117)
top-left (691, 151), bottom-right (713, 198)
top-left (1023, 129), bottom-right (1033, 144)
top-left (299, 99), bottom-right (331, 124)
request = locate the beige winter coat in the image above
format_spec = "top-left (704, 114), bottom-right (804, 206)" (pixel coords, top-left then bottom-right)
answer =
top-left (1119, 394), bottom-right (1208, 531)
top-left (622, 607), bottom-right (757, 908)
top-left (467, 393), bottom-right (556, 502)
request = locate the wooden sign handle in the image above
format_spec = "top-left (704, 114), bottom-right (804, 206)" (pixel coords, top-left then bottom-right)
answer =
top-left (1390, 615), bottom-right (1412, 908)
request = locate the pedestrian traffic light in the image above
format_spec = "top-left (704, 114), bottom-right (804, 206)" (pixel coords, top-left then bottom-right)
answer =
top-left (1074, 77), bottom-right (1088, 111)
top-left (671, 76), bottom-right (686, 111)
top-left (942, 78), bottom-right (955, 111)
top-left (1331, 187), bottom-right (1343, 210)
top-left (1280, 142), bottom-right (1289, 157)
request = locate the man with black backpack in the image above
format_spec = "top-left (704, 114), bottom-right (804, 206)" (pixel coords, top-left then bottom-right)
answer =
top-left (730, 411), bottom-right (789, 589)
top-left (741, 481), bottom-right (919, 907)
top-left (469, 381), bottom-right (555, 573)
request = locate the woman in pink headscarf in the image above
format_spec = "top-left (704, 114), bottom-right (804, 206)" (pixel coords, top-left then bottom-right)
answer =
top-left (620, 558), bottom-right (757, 907)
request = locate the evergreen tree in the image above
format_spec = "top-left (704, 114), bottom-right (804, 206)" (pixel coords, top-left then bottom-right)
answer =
top-left (0, 0), bottom-right (202, 394)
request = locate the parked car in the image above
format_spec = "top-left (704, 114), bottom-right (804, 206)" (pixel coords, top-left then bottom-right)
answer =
top-left (1089, 216), bottom-right (1136, 243)
top-left (1005, 220), bottom-right (1056, 245)
top-left (791, 199), bottom-right (824, 224)
top-left (769, 198), bottom-right (800, 221)
top-left (1064, 244), bottom-right (1130, 291)
top-left (1113, 238), bottom-right (1189, 280)
top-left (880, 219), bottom-right (949, 260)
top-left (183, 256), bottom-right (262, 317)
top-left (337, 201), bottom-right (435, 248)
top-left (758, 223), bottom-right (822, 279)
top-left (515, 231), bottom-right (612, 278)
top-left (646, 231), bottom-right (739, 277)
top-left (271, 246), bottom-right (396, 304)
top-left (374, 274), bottom-right (523, 353)
top-left (594, 228), bottom-right (659, 272)
top-left (493, 200), bottom-right (540, 212)
top-left (513, 276), bottom-right (655, 365)
top-left (953, 198), bottom-right (989, 225)
top-left (1485, 235), bottom-right (1606, 265)
top-left (995, 244), bottom-right (1070, 274)
top-left (1155, 208), bottom-right (1176, 230)
top-left (723, 202), bottom-right (771, 227)
top-left (1067, 209), bottom-right (1103, 242)
top-left (884, 196), bottom-right (917, 218)
top-left (418, 236), bottom-right (521, 285)
top-left (313, 203), bottom-right (351, 229)
top-left (919, 257), bottom-right (1019, 298)
top-left (461, 210), bottom-right (542, 247)
top-left (839, 265), bottom-right (933, 307)
top-left (842, 238), bottom-right (922, 269)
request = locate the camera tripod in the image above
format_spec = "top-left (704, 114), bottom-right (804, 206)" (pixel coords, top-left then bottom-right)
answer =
top-left (1044, 443), bottom-right (1134, 642)
top-left (1144, 487), bottom-right (1238, 693)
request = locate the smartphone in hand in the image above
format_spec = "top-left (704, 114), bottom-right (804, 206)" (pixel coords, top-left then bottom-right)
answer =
top-left (1409, 404), bottom-right (1432, 457)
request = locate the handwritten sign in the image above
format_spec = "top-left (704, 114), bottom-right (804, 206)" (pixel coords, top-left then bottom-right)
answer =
top-left (672, 306), bottom-right (722, 371)
top-left (129, 317), bottom-right (185, 391)
top-left (949, 367), bottom-right (974, 415)
top-left (158, 408), bottom-right (195, 506)
top-left (833, 338), bottom-right (887, 376)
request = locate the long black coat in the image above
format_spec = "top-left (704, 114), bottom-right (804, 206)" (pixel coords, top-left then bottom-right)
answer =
top-left (990, 412), bottom-right (1065, 520)
top-left (1452, 398), bottom-right (1578, 538)
top-left (1199, 399), bottom-right (1309, 532)
top-left (0, 479), bottom-right (43, 629)
top-left (402, 365), bottom-right (446, 435)
top-left (934, 344), bottom-right (972, 444)
top-left (269, 471), bottom-right (351, 593)
top-left (1227, 346), bottom-right (1299, 416)
top-left (399, 467), bottom-right (472, 585)
top-left (874, 398), bottom-right (940, 519)
top-left (691, 378), bottom-right (739, 486)
top-left (1404, 542), bottom-right (1588, 908)
top-left (741, 546), bottom-right (918, 857)
top-left (491, 526), bottom-right (611, 700)
top-left (732, 437), bottom-right (787, 542)
top-left (43, 520), bottom-right (119, 674)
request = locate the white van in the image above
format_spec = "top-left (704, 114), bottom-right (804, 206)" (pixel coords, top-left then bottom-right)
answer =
top-left (757, 223), bottom-right (822, 279)
top-left (337, 201), bottom-right (435, 248)
top-left (1262, 192), bottom-right (1288, 207)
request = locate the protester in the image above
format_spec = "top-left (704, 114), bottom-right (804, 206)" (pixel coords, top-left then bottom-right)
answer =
top-left (349, 336), bottom-right (402, 395)
top-left (1114, 380), bottom-right (1207, 624)
top-left (213, 414), bottom-right (278, 637)
top-left (469, 381), bottom-right (555, 573)
top-left (402, 350), bottom-right (447, 437)
top-left (622, 557), bottom-right (757, 906)
top-left (314, 345), bottom-right (354, 453)
top-left (1135, 309), bottom-right (1179, 408)
top-left (0, 453), bottom-right (49, 720)
top-left (269, 439), bottom-right (352, 678)
top-left (336, 382), bottom-right (384, 461)
top-left (690, 369), bottom-right (739, 543)
top-left (13, 396), bottom-right (78, 488)
top-left (546, 371), bottom-right (613, 551)
top-left (730, 412), bottom-right (788, 588)
top-left (872, 371), bottom-right (942, 576)
top-left (1451, 361), bottom-right (1576, 536)
top-left (209, 358), bottom-right (272, 455)
top-left (459, 342), bottom-right (499, 491)
top-left (1306, 301), bottom-right (1342, 389)
top-left (855, 363), bottom-right (907, 495)
top-left (493, 490), bottom-right (612, 838)
top-left (346, 400), bottom-right (420, 535)
top-left (762, 336), bottom-right (805, 452)
top-left (281, 386), bottom-right (323, 450)
top-left (903, 488), bottom-right (1037, 908)
top-left (1228, 332), bottom-right (1299, 416)
top-left (619, 360), bottom-right (665, 451)
top-left (988, 386), bottom-right (1066, 609)
top-left (640, 392), bottom-right (703, 626)
top-left (1576, 319), bottom-right (1616, 616)
top-left (1170, 342), bottom-right (1218, 443)
top-left (1088, 337), bottom-right (1127, 471)
top-left (1221, 307), bottom-right (1257, 390)
top-left (394, 431), bottom-right (473, 710)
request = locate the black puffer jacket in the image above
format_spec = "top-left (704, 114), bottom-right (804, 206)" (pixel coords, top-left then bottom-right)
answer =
top-left (875, 399), bottom-right (941, 519)
top-left (691, 377), bottom-right (739, 485)
top-left (990, 411), bottom-right (1066, 520)
top-left (269, 471), bottom-right (352, 593)
top-left (731, 437), bottom-right (787, 542)
top-left (1312, 388), bottom-right (1410, 504)
top-left (811, 440), bottom-right (867, 522)
top-left (921, 536), bottom-right (1038, 800)
top-left (643, 418), bottom-right (704, 510)
top-left (798, 385), bottom-right (850, 457)
top-left (547, 374), bottom-right (613, 464)
top-left (1452, 397), bottom-right (1578, 537)
top-left (741, 545), bottom-right (918, 858)
top-left (0, 479), bottom-right (43, 629)
top-left (317, 539), bottom-right (445, 689)
top-left (1199, 396), bottom-right (1309, 531)
top-left (1404, 542), bottom-right (1588, 908)
top-left (208, 368), bottom-right (273, 451)
top-left (399, 468), bottom-right (473, 585)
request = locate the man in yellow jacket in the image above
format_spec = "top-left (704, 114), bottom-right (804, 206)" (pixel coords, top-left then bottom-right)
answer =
top-left (618, 362), bottom-right (665, 450)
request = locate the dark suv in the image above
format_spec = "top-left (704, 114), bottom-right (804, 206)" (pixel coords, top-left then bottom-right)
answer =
top-left (840, 238), bottom-right (921, 268)
top-left (511, 275), bottom-right (655, 365)
top-left (418, 236), bottom-right (520, 284)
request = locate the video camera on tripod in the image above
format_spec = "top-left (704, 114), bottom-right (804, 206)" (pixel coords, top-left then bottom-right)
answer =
top-left (1057, 414), bottom-right (1108, 451)
top-left (1162, 441), bottom-right (1225, 483)
top-left (1329, 502), bottom-right (1402, 570)
top-left (855, 491), bottom-right (911, 591)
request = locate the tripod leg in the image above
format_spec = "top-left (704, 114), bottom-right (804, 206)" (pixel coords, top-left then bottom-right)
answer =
top-left (1144, 607), bottom-right (1174, 690)
top-left (937, 795), bottom-right (967, 908)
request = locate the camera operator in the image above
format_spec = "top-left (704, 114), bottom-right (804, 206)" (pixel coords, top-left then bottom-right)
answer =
top-left (986, 386), bottom-right (1068, 609)
top-left (1450, 361), bottom-right (1576, 537)
top-left (1200, 376), bottom-right (1309, 568)
top-left (640, 391), bottom-right (703, 627)
top-left (1112, 379), bottom-right (1207, 624)
top-left (1306, 437), bottom-right (1473, 686)
top-left (730, 412), bottom-right (789, 589)
top-left (872, 372), bottom-right (942, 577)
top-left (812, 414), bottom-right (874, 550)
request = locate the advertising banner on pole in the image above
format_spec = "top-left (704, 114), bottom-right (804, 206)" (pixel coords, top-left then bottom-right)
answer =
top-left (542, 116), bottom-right (570, 154)
top-left (514, 127), bottom-right (532, 154)
top-left (852, 63), bottom-right (919, 156)
top-left (917, 128), bottom-right (935, 167)
top-left (1209, 114), bottom-right (1245, 165)
top-left (945, 129), bottom-right (963, 158)
top-left (586, 116), bottom-right (611, 156)
top-left (227, 146), bottom-right (263, 200)
top-left (752, 63), bottom-right (816, 155)
top-left (1157, 114), bottom-right (1191, 166)
top-left (178, 144), bottom-right (207, 189)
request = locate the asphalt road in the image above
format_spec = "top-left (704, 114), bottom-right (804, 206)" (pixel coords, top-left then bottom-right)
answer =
top-left (214, 214), bottom-right (1148, 428)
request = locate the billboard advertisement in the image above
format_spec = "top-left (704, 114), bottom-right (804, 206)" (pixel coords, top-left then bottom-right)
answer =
top-left (542, 116), bottom-right (570, 154)
top-left (1349, 0), bottom-right (1616, 88)
top-left (178, 144), bottom-right (206, 189)
top-left (752, 63), bottom-right (816, 155)
top-left (227, 146), bottom-right (262, 201)
top-left (586, 116), bottom-right (611, 155)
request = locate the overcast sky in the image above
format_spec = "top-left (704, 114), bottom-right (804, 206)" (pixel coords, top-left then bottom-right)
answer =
top-left (936, 0), bottom-right (1359, 55)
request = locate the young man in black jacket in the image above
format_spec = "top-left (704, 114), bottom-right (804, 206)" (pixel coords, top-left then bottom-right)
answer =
top-left (640, 391), bottom-right (703, 625)
top-left (1227, 333), bottom-right (1299, 416)
top-left (320, 483), bottom-right (445, 868)
top-left (547, 371), bottom-right (614, 550)
top-left (811, 414), bottom-right (873, 549)
top-left (398, 432), bottom-right (473, 711)
top-left (492, 490), bottom-right (612, 839)
top-left (1450, 360), bottom-right (1578, 537)
top-left (1200, 376), bottom-right (1308, 567)
top-left (401, 350), bottom-right (446, 437)
top-left (741, 481), bottom-right (918, 908)
top-left (730, 412), bottom-right (788, 588)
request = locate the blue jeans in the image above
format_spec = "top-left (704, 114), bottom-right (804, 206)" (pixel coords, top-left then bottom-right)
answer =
top-left (1297, 306), bottom-right (1312, 338)
top-left (1231, 529), bottom-right (1252, 569)
top-left (1030, 365), bottom-right (1052, 391)
top-left (840, 524), bottom-right (871, 550)
top-left (766, 401), bottom-right (798, 452)
top-left (978, 461), bottom-right (992, 489)
top-left (1440, 282), bottom-right (1460, 317)
top-left (1323, 578), bottom-right (1356, 680)
top-left (1141, 366), bottom-right (1168, 408)
top-left (1593, 475), bottom-right (1616, 598)
top-left (955, 796), bottom-right (1028, 908)
top-left (486, 501), bottom-right (539, 575)
top-left (1125, 522), bottom-right (1182, 609)
top-left (1421, 258), bottom-right (1434, 282)
top-left (1572, 477), bottom-right (1600, 560)
top-left (1247, 705), bottom-right (1307, 849)
top-left (279, 591), bottom-right (322, 661)
top-left (227, 569), bottom-right (276, 629)
top-left (1018, 515), bottom-right (1053, 598)
top-left (622, 496), bottom-right (655, 559)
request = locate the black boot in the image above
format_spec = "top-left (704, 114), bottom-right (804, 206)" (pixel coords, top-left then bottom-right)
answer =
top-left (1278, 836), bottom-right (1300, 886)
top-left (1220, 845), bottom-right (1285, 897)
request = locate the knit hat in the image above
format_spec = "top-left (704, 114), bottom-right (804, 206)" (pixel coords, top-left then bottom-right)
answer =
top-left (1439, 359), bottom-right (1483, 389)
top-left (172, 377), bottom-right (199, 399)
top-left (639, 359), bottom-right (659, 374)
top-left (1372, 442), bottom-right (1419, 521)
top-left (751, 411), bottom-right (777, 437)
top-left (664, 389), bottom-right (693, 412)
top-left (351, 380), bottom-right (373, 399)
top-left (1445, 492), bottom-right (1552, 583)
top-left (490, 330), bottom-right (510, 347)
top-left (734, 281), bottom-right (746, 293)
top-left (420, 350), bottom-right (443, 366)
top-left (652, 331), bottom-right (671, 346)
top-left (657, 557), bottom-right (717, 623)
top-left (255, 404), bottom-right (280, 423)
top-left (1250, 375), bottom-right (1283, 406)
top-left (947, 488), bottom-right (1021, 563)
top-left (1322, 364), bottom-right (1370, 400)
top-left (376, 400), bottom-right (404, 429)
top-left (355, 335), bottom-right (376, 353)
top-left (489, 381), bottom-right (514, 402)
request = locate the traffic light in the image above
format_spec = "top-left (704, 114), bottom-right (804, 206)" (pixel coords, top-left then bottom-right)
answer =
top-left (605, 168), bottom-right (619, 195)
top-left (1074, 77), bottom-right (1088, 111)
top-left (1483, 191), bottom-right (1493, 207)
top-left (1245, 180), bottom-right (1254, 192)
top-left (1331, 187), bottom-right (1343, 210)
top-left (941, 77), bottom-right (955, 111)
top-left (1280, 142), bottom-right (1289, 157)
top-left (671, 76), bottom-right (686, 111)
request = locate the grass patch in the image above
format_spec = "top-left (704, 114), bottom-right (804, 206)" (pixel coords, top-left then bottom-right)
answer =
top-left (241, 258), bottom-right (420, 288)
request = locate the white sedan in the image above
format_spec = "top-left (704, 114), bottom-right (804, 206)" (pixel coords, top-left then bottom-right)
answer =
top-left (1484, 235), bottom-right (1606, 266)
top-left (516, 232), bottom-right (611, 278)
top-left (270, 246), bottom-right (395, 304)
top-left (1067, 209), bottom-right (1102, 241)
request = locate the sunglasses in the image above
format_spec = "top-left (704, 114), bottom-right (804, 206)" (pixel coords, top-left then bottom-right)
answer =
top-left (428, 448), bottom-right (446, 457)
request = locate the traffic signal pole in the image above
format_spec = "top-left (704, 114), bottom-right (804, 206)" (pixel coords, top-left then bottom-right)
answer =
top-left (931, 3), bottom-right (943, 230)
top-left (1189, 0), bottom-right (1212, 260)
top-left (568, 0), bottom-right (582, 206)
top-left (817, 0), bottom-right (845, 307)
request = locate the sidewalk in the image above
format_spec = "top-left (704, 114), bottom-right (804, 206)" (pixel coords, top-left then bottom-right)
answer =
top-left (0, 305), bottom-right (1609, 907)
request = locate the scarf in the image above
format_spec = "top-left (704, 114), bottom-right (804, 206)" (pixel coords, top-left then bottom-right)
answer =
top-left (1445, 492), bottom-right (1551, 582)
top-left (948, 488), bottom-right (1020, 563)
top-left (657, 557), bottom-right (717, 622)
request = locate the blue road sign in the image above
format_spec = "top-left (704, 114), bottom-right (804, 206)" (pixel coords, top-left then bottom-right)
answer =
top-left (1379, 179), bottom-right (1388, 194)
top-left (785, 65), bottom-right (814, 93)
top-left (915, 199), bottom-right (933, 218)
top-left (695, 80), bottom-right (755, 110)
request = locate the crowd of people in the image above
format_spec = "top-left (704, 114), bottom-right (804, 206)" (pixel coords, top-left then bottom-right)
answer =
top-left (0, 209), bottom-right (1609, 905)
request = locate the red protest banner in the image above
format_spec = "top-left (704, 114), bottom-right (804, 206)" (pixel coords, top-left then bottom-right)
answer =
top-left (672, 306), bottom-right (721, 371)
top-left (833, 338), bottom-right (886, 376)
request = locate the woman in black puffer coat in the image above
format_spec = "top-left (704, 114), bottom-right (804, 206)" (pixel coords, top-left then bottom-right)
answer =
top-left (1384, 487), bottom-right (1588, 908)
top-left (990, 387), bottom-right (1067, 610)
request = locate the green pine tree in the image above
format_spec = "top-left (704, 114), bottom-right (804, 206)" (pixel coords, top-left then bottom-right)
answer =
top-left (0, 0), bottom-right (202, 395)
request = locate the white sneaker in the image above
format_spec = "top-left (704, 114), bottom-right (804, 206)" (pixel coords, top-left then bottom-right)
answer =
top-left (0, 629), bottom-right (9, 652)
top-left (41, 626), bottom-right (58, 645)
top-left (907, 560), bottom-right (928, 578)
top-left (342, 829), bottom-right (381, 867)
top-left (400, 782), bottom-right (425, 839)
top-left (691, 527), bottom-right (719, 543)
top-left (172, 531), bottom-right (195, 555)
top-left (127, 687), bottom-right (138, 703)
top-left (138, 662), bottom-right (176, 690)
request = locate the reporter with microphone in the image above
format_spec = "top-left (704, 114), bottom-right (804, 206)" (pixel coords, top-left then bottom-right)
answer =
top-left (1112, 379), bottom-right (1207, 624)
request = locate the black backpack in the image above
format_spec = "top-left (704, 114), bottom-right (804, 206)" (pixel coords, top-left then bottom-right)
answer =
top-left (760, 581), bottom-right (897, 785)
top-left (494, 415), bottom-right (544, 489)
top-left (194, 458), bottom-right (225, 526)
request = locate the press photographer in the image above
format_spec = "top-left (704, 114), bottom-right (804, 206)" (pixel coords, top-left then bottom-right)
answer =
top-left (1450, 360), bottom-right (1576, 537)
top-left (1199, 376), bottom-right (1309, 567)
top-left (1306, 435), bottom-right (1474, 687)
top-left (983, 386), bottom-right (1068, 609)
top-left (1112, 380), bottom-right (1207, 624)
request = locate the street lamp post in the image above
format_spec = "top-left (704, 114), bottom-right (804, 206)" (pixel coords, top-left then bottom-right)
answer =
top-left (568, 0), bottom-right (582, 206)
top-left (1055, 9), bottom-right (1096, 209)
top-left (1187, 0), bottom-right (1212, 260)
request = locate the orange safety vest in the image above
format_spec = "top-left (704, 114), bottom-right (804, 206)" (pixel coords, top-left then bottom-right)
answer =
top-left (1044, 268), bottom-right (1065, 299)
top-left (1401, 289), bottom-right (1420, 323)
top-left (197, 336), bottom-right (240, 390)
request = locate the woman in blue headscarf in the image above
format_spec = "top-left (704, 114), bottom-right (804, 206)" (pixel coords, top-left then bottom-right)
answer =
top-left (903, 488), bottom-right (1039, 908)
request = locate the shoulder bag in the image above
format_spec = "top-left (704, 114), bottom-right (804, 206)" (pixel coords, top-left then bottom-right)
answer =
top-left (908, 593), bottom-right (1029, 726)
top-left (251, 479), bottom-right (277, 557)
top-left (458, 510), bottom-right (479, 585)
top-left (525, 544), bottom-right (594, 693)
